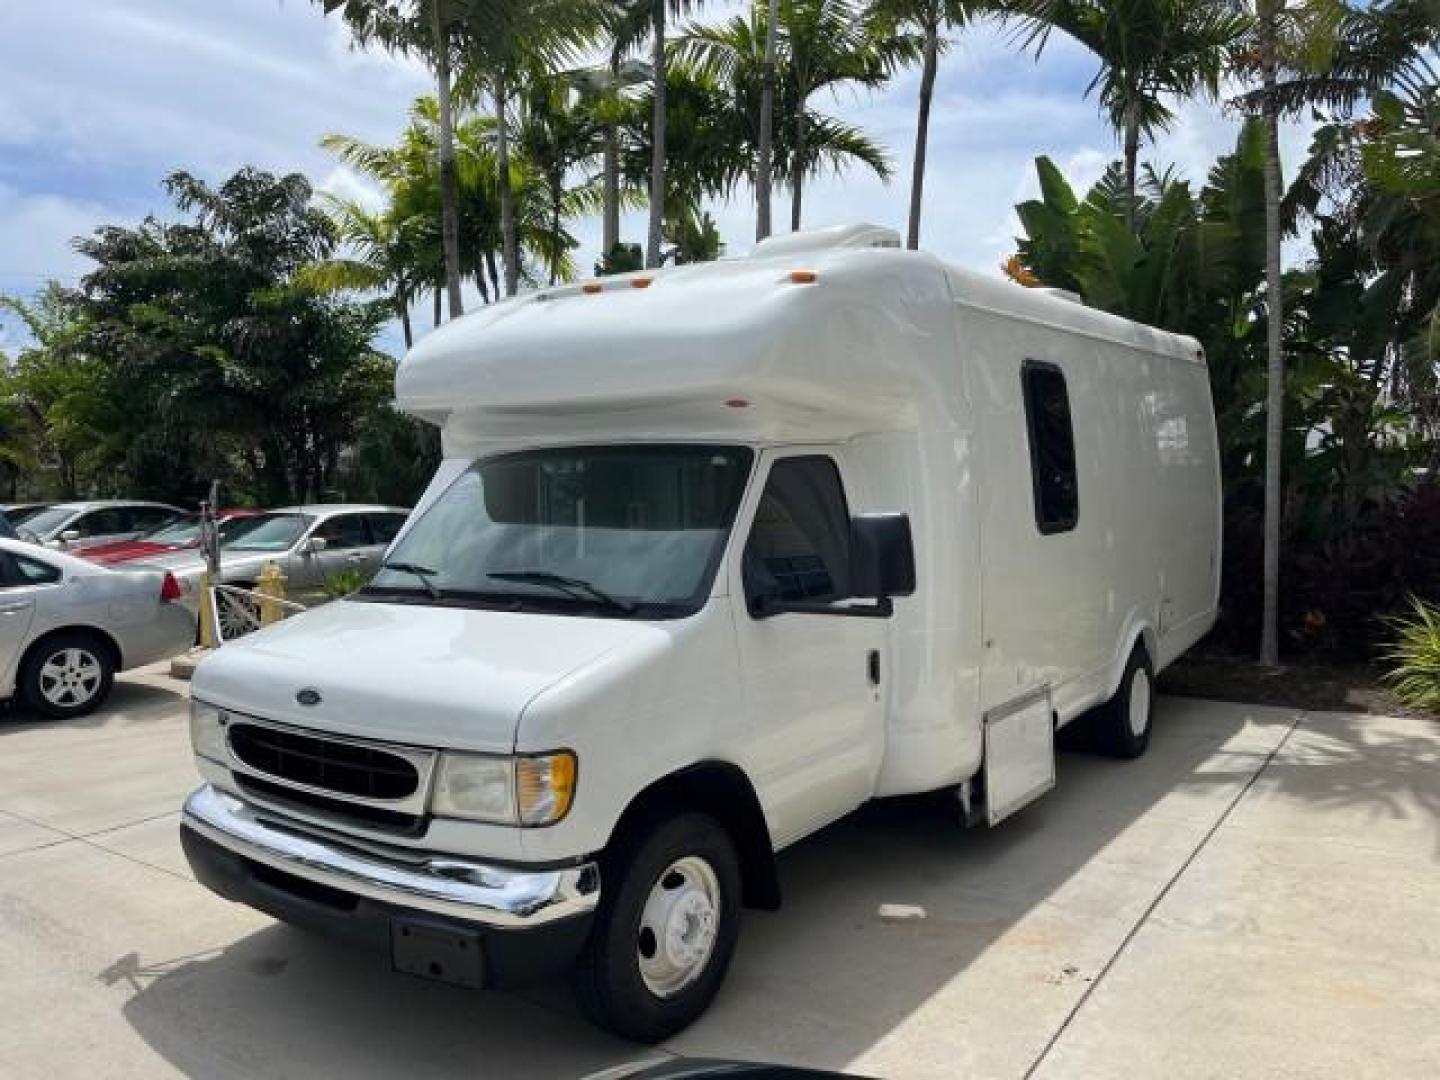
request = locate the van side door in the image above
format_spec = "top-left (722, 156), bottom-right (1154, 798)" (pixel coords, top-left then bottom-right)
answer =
top-left (728, 450), bottom-right (888, 848)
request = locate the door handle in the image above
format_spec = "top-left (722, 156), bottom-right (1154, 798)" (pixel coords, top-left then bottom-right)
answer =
top-left (867, 649), bottom-right (881, 686)
top-left (346, 554), bottom-right (366, 564)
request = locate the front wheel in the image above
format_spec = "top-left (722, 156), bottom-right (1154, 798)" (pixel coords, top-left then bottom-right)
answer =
top-left (572, 812), bottom-right (741, 1043)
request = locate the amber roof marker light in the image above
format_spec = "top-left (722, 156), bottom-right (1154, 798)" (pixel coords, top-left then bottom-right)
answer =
top-left (581, 281), bottom-right (604, 294)
top-left (630, 276), bottom-right (654, 289)
top-left (789, 269), bottom-right (818, 284)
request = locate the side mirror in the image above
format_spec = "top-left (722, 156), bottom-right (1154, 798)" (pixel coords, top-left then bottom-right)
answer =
top-left (306, 536), bottom-right (328, 555)
top-left (850, 513), bottom-right (916, 601)
top-left (60, 529), bottom-right (81, 543)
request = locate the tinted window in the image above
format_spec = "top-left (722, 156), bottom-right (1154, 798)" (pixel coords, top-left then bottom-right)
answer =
top-left (743, 456), bottom-right (852, 611)
top-left (366, 513), bottom-right (407, 544)
top-left (21, 506), bottom-right (79, 537)
top-left (1021, 360), bottom-right (1079, 533)
top-left (315, 514), bottom-right (371, 550)
top-left (74, 509), bottom-right (128, 537)
top-left (223, 513), bottom-right (312, 551)
top-left (0, 552), bottom-right (61, 587)
top-left (0, 512), bottom-right (15, 540)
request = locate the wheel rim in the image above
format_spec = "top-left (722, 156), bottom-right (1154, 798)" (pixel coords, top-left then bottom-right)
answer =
top-left (218, 593), bottom-right (260, 640)
top-left (637, 855), bottom-right (722, 999)
top-left (39, 647), bottom-right (103, 708)
top-left (1128, 666), bottom-right (1152, 739)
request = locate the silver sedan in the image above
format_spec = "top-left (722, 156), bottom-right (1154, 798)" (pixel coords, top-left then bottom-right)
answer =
top-left (0, 538), bottom-right (195, 718)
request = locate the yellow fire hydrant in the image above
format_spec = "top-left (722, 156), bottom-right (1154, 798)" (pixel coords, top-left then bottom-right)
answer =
top-left (256, 561), bottom-right (288, 627)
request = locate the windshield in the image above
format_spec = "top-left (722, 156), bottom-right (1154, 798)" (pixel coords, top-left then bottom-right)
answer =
top-left (18, 506), bottom-right (77, 536)
top-left (363, 445), bottom-right (753, 618)
top-left (7, 506), bottom-right (50, 526)
top-left (222, 512), bottom-right (312, 551)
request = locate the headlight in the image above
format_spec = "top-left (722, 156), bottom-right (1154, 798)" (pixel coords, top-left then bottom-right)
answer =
top-left (189, 700), bottom-right (228, 764)
top-left (431, 750), bottom-right (577, 827)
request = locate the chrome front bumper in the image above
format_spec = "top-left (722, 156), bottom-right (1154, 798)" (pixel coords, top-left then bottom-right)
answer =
top-left (182, 784), bottom-right (600, 929)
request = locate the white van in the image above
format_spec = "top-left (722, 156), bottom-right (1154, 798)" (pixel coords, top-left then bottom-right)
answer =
top-left (181, 224), bottom-right (1220, 1041)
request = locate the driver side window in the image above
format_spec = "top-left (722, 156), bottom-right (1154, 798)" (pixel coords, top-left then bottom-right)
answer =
top-left (743, 456), bottom-right (852, 614)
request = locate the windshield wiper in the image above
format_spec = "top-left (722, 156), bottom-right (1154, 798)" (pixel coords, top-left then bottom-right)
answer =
top-left (486, 570), bottom-right (637, 614)
top-left (381, 560), bottom-right (442, 600)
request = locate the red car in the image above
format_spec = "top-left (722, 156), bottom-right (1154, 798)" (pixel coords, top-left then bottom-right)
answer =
top-left (82, 510), bottom-right (260, 566)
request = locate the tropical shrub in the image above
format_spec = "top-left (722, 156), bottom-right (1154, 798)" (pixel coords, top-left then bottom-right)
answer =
top-left (1383, 596), bottom-right (1440, 711)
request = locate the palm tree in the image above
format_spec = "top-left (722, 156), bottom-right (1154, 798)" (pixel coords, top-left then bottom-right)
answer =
top-left (756, 0), bottom-right (782, 240)
top-left (302, 197), bottom-right (431, 347)
top-left (782, 0), bottom-right (912, 230)
top-left (874, 0), bottom-right (987, 249)
top-left (1006, 0), bottom-right (1245, 230)
top-left (315, 1), bottom-right (470, 318)
top-left (517, 72), bottom-right (602, 284)
top-left (458, 0), bottom-right (604, 297)
top-left (1256, 0), bottom-right (1284, 666)
top-left (677, 5), bottom-right (901, 232)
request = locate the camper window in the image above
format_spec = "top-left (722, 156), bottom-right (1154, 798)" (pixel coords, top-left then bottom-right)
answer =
top-left (743, 456), bottom-right (853, 613)
top-left (1021, 360), bottom-right (1079, 533)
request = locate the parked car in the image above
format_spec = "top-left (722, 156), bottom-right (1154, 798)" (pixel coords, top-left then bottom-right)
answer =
top-left (132, 505), bottom-right (409, 636)
top-left (179, 223), bottom-right (1221, 1042)
top-left (82, 509), bottom-right (261, 567)
top-left (19, 500), bottom-right (185, 555)
top-left (0, 538), bottom-right (194, 718)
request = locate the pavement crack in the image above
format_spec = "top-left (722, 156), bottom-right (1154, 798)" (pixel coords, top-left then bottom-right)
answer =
top-left (1021, 714), bottom-right (1304, 1080)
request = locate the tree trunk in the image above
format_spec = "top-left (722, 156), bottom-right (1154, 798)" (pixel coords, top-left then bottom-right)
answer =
top-left (756, 0), bottom-right (780, 242)
top-left (1123, 100), bottom-right (1141, 234)
top-left (1259, 0), bottom-right (1285, 667)
top-left (496, 74), bottom-right (520, 298)
top-left (790, 106), bottom-right (807, 232)
top-left (602, 52), bottom-right (621, 257)
top-left (550, 179), bottom-right (564, 286)
top-left (431, 2), bottom-right (464, 320)
top-left (398, 295), bottom-right (413, 349)
top-left (907, 23), bottom-right (939, 251)
top-left (433, 288), bottom-right (442, 328)
top-left (646, 1), bottom-right (667, 269)
top-left (486, 249), bottom-right (501, 301)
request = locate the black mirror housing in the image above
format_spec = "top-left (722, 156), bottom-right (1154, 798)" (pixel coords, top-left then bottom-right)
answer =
top-left (850, 513), bottom-right (916, 600)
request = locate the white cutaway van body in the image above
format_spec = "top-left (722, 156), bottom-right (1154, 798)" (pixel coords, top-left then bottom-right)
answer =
top-left (181, 223), bottom-right (1220, 1041)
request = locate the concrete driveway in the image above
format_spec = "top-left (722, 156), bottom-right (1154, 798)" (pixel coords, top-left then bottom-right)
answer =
top-left (1, 666), bottom-right (1436, 1079)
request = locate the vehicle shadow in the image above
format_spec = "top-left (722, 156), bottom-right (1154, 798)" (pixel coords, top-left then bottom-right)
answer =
top-left (112, 699), bottom-right (1308, 1078)
top-left (0, 673), bottom-right (186, 733)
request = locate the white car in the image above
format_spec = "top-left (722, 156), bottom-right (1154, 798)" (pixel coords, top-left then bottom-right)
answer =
top-left (0, 538), bottom-right (195, 718)
top-left (19, 500), bottom-right (185, 554)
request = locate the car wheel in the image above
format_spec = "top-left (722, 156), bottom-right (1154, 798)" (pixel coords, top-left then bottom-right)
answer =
top-left (572, 812), bottom-right (741, 1043)
top-left (20, 632), bottom-right (115, 719)
top-left (216, 586), bottom-right (261, 641)
top-left (1094, 644), bottom-right (1155, 759)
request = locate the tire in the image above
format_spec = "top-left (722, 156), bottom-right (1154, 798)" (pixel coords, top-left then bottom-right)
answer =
top-left (19, 631), bottom-right (116, 720)
top-left (572, 812), bottom-right (742, 1043)
top-left (1094, 644), bottom-right (1155, 759)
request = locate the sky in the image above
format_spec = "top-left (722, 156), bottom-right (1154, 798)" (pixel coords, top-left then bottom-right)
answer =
top-left (0, 0), bottom-right (1315, 356)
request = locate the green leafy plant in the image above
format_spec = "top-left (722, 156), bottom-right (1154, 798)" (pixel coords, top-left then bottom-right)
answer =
top-left (323, 567), bottom-right (373, 600)
top-left (1383, 596), bottom-right (1440, 711)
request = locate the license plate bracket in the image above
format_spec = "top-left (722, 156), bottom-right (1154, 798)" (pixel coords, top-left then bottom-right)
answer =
top-left (390, 918), bottom-right (485, 988)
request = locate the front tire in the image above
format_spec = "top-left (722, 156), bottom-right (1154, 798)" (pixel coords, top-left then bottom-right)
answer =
top-left (19, 632), bottom-right (115, 719)
top-left (1094, 645), bottom-right (1155, 759)
top-left (572, 812), bottom-right (741, 1043)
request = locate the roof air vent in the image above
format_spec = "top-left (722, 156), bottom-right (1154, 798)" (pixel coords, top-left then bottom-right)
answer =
top-left (751, 223), bottom-right (903, 258)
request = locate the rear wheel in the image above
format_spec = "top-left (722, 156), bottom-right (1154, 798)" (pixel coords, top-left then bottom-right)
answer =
top-left (572, 812), bottom-right (741, 1043)
top-left (19, 632), bottom-right (115, 719)
top-left (1094, 645), bottom-right (1154, 759)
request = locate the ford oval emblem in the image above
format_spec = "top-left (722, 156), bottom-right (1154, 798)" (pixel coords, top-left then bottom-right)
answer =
top-left (296, 688), bottom-right (323, 707)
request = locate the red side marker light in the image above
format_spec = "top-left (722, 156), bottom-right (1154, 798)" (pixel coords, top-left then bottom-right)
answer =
top-left (725, 398), bottom-right (751, 409)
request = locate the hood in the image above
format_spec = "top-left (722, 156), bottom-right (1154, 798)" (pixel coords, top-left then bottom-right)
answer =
top-left (191, 598), bottom-right (658, 752)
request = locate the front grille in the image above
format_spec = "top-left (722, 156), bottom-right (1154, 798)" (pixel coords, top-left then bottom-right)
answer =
top-left (236, 775), bottom-right (424, 837)
top-left (228, 722), bottom-right (420, 801)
